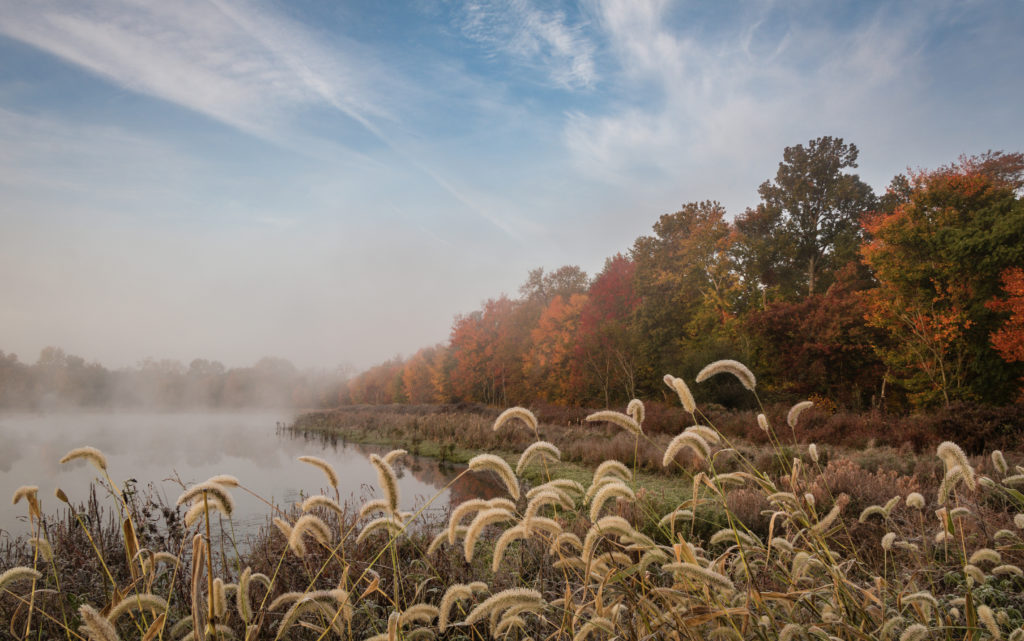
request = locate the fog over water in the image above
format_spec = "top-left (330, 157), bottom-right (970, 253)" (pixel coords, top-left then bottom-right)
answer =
top-left (0, 412), bottom-right (499, 538)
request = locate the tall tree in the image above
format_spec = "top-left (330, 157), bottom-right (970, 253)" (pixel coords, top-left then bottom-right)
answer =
top-left (862, 152), bottom-right (1024, 407)
top-left (576, 254), bottom-right (641, 406)
top-left (632, 201), bottom-right (742, 393)
top-left (751, 136), bottom-right (876, 298)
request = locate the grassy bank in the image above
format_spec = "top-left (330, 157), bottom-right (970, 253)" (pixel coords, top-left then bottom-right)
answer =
top-left (5, 379), bottom-right (1024, 640)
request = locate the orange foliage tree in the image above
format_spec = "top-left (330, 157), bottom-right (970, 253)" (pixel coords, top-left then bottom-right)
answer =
top-left (988, 267), bottom-right (1024, 398)
top-left (861, 152), bottom-right (1024, 407)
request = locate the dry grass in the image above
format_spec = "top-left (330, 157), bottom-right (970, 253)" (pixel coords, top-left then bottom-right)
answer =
top-left (5, 361), bottom-right (1024, 640)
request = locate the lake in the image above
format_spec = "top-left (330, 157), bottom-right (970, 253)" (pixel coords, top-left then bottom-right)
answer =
top-left (0, 412), bottom-right (500, 540)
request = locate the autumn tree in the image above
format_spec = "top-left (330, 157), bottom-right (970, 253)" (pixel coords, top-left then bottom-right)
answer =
top-left (740, 137), bottom-right (876, 299)
top-left (862, 152), bottom-right (1024, 407)
top-left (448, 296), bottom-right (532, 405)
top-left (746, 263), bottom-right (885, 407)
top-left (575, 254), bottom-right (641, 406)
top-left (632, 201), bottom-right (743, 395)
top-left (988, 267), bottom-right (1024, 399)
top-left (524, 293), bottom-right (588, 403)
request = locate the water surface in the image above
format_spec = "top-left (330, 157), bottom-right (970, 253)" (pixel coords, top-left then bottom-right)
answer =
top-left (0, 412), bottom-right (498, 539)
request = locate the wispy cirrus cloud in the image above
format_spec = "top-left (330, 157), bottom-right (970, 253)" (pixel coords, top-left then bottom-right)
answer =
top-left (458, 0), bottom-right (597, 89)
top-left (0, 0), bottom-right (537, 238)
top-left (562, 0), bottom-right (969, 208)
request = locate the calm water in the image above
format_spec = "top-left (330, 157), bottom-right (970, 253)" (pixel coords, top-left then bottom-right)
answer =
top-left (0, 412), bottom-right (499, 539)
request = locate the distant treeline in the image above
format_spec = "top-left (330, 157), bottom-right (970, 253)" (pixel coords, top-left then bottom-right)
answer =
top-left (343, 138), bottom-right (1024, 412)
top-left (0, 347), bottom-right (348, 410)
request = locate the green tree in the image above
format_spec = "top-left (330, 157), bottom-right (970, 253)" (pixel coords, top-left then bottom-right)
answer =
top-left (745, 136), bottom-right (876, 299)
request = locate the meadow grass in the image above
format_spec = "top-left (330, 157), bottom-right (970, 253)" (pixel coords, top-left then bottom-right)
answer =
top-left (4, 360), bottom-right (1024, 640)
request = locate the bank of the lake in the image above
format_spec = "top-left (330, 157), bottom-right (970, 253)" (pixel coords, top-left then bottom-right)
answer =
top-left (289, 403), bottom-right (698, 517)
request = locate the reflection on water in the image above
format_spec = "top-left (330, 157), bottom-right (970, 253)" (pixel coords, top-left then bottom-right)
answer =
top-left (0, 413), bottom-right (502, 538)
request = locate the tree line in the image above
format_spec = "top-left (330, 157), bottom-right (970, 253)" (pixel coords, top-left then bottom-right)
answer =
top-left (0, 347), bottom-right (348, 410)
top-left (345, 138), bottom-right (1024, 412)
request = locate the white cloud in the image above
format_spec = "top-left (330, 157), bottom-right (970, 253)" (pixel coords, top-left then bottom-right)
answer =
top-left (563, 0), bottom-right (941, 210)
top-left (458, 0), bottom-right (597, 89)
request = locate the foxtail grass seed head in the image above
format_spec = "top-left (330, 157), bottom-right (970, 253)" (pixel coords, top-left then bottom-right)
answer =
top-left (205, 474), bottom-right (239, 487)
top-left (464, 507), bottom-right (515, 562)
top-left (382, 448), bottom-right (407, 466)
top-left (60, 445), bottom-right (108, 472)
top-left (516, 441), bottom-right (561, 475)
top-left (439, 584), bottom-right (474, 632)
top-left (29, 537), bottom-right (53, 562)
top-left (79, 604), bottom-right (121, 641)
top-left (663, 431), bottom-right (711, 466)
top-left (107, 593), bottom-right (170, 623)
top-left (54, 487), bottom-right (69, 503)
top-left (464, 588), bottom-right (543, 626)
top-left (176, 481), bottom-right (234, 517)
top-left (664, 374), bottom-right (697, 413)
top-left (757, 413), bottom-right (770, 433)
top-left (493, 406), bottom-right (538, 433)
top-left (787, 400), bottom-right (814, 429)
top-left (881, 532), bottom-right (897, 551)
top-left (302, 494), bottom-right (344, 515)
top-left (978, 605), bottom-right (1001, 639)
top-left (899, 624), bottom-right (929, 641)
top-left (808, 443), bottom-right (819, 463)
top-left (906, 492), bottom-right (925, 509)
top-left (467, 454), bottom-right (520, 500)
top-left (663, 562), bottom-right (735, 591)
top-left (696, 359), bottom-right (756, 391)
top-left (298, 455), bottom-right (339, 490)
top-left (0, 567), bottom-right (42, 592)
top-left (937, 441), bottom-right (976, 488)
top-left (993, 450), bottom-right (1009, 475)
top-left (369, 454), bottom-right (400, 513)
top-left (585, 410), bottom-right (642, 436)
top-left (626, 398), bottom-right (645, 425)
top-left (593, 459), bottom-right (632, 483)
top-left (589, 482), bottom-right (635, 522)
top-left (11, 485), bottom-right (41, 519)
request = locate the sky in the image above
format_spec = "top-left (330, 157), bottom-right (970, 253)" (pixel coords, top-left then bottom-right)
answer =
top-left (1, 0), bottom-right (1022, 372)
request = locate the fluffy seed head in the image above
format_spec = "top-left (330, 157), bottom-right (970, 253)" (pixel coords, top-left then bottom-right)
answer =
top-left (695, 359), bottom-right (756, 391)
top-left (369, 454), bottom-right (400, 513)
top-left (60, 446), bottom-right (107, 472)
top-left (906, 492), bottom-right (925, 509)
top-left (11, 485), bottom-right (41, 519)
top-left (993, 450), bottom-right (1009, 476)
top-left (808, 443), bottom-right (819, 463)
top-left (593, 460), bottom-right (632, 484)
top-left (79, 604), bottom-right (120, 641)
top-left (467, 454), bottom-right (520, 500)
top-left (787, 401), bottom-right (814, 429)
top-left (298, 455), bottom-right (339, 489)
top-left (176, 481), bottom-right (234, 516)
top-left (881, 532), bottom-right (897, 551)
top-left (516, 441), bottom-right (561, 475)
top-left (899, 624), bottom-right (929, 641)
top-left (757, 413), bottom-right (770, 433)
top-left (663, 431), bottom-right (710, 466)
top-left (585, 410), bottom-right (642, 436)
top-left (302, 494), bottom-right (344, 515)
top-left (382, 449), bottom-right (407, 466)
top-left (589, 481), bottom-right (636, 522)
top-left (664, 374), bottom-right (697, 413)
top-left (0, 567), bottom-right (42, 592)
top-left (463, 588), bottom-right (543, 626)
top-left (464, 507), bottom-right (515, 562)
top-left (626, 399), bottom-right (645, 425)
top-left (493, 407), bottom-right (538, 433)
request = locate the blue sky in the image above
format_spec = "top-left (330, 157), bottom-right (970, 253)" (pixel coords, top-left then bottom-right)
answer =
top-left (1, 0), bottom-right (1022, 371)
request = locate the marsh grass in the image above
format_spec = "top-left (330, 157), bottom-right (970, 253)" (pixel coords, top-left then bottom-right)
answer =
top-left (5, 360), bottom-right (1024, 640)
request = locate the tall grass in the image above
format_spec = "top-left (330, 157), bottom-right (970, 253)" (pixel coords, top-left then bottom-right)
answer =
top-left (4, 360), bottom-right (1024, 640)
